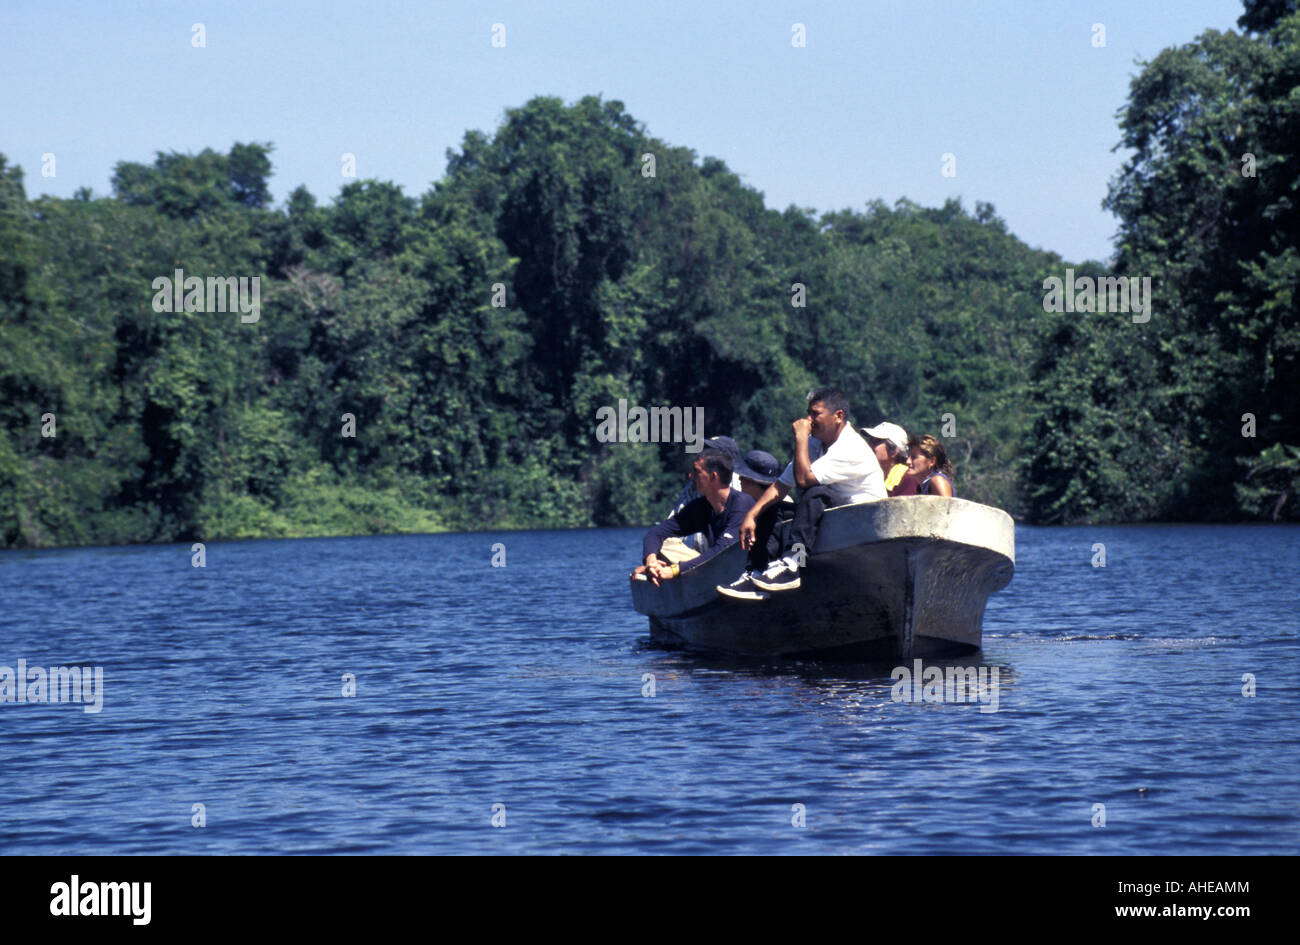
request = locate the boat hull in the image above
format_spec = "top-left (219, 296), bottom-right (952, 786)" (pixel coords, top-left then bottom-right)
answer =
top-left (630, 496), bottom-right (1014, 658)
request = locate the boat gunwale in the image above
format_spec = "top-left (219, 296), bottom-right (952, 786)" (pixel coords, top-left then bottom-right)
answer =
top-left (630, 495), bottom-right (1015, 621)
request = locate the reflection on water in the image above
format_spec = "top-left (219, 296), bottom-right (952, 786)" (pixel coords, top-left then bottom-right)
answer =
top-left (0, 523), bottom-right (1296, 854)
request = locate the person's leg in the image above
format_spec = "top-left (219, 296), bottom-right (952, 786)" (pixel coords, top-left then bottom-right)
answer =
top-left (783, 485), bottom-right (835, 567)
top-left (723, 506), bottom-right (786, 601)
top-left (658, 537), bottom-right (701, 566)
top-left (679, 531), bottom-right (709, 553)
top-left (752, 488), bottom-right (833, 591)
top-left (746, 505), bottom-right (780, 573)
top-left (720, 501), bottom-right (803, 600)
top-left (769, 503), bottom-right (795, 558)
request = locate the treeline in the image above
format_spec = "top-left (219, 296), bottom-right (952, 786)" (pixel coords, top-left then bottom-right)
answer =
top-left (1023, 0), bottom-right (1299, 524)
top-left (0, 2), bottom-right (1296, 547)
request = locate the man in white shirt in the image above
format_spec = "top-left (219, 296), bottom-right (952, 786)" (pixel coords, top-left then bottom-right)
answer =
top-left (722, 388), bottom-right (885, 596)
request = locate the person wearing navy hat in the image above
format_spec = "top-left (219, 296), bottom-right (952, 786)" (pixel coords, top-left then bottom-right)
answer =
top-left (733, 449), bottom-right (780, 488)
top-left (717, 449), bottom-right (794, 599)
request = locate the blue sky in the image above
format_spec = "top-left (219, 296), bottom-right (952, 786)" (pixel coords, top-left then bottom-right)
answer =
top-left (2, 1), bottom-right (1245, 263)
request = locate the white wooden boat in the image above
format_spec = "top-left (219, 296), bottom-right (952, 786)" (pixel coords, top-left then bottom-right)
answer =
top-left (630, 496), bottom-right (1014, 658)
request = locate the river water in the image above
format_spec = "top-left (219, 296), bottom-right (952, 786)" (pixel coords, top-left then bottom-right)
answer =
top-left (1, 524), bottom-right (1296, 854)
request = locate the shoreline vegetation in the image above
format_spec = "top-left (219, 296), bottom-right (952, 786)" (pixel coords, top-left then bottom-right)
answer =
top-left (2, 6), bottom-right (1297, 549)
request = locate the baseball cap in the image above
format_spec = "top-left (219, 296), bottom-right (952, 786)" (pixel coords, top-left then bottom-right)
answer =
top-left (862, 422), bottom-right (909, 456)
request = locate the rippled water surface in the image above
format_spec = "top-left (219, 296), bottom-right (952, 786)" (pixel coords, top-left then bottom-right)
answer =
top-left (1, 524), bottom-right (1297, 854)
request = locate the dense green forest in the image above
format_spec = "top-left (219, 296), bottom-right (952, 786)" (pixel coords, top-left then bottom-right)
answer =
top-left (1, 2), bottom-right (1296, 547)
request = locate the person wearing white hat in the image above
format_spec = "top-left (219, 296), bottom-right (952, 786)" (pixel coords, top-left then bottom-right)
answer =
top-left (862, 421), bottom-right (920, 496)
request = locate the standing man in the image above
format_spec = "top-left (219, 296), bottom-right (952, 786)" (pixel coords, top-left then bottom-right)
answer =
top-left (634, 448), bottom-right (755, 587)
top-left (727, 388), bottom-right (885, 596)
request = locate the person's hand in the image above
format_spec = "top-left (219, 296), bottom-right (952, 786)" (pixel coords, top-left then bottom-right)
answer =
top-left (648, 561), bottom-right (675, 586)
top-left (792, 417), bottom-right (812, 439)
top-left (740, 512), bottom-right (757, 550)
top-left (632, 563), bottom-right (661, 586)
top-left (634, 560), bottom-right (674, 586)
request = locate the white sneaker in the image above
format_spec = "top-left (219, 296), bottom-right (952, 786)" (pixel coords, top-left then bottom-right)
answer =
top-left (750, 562), bottom-right (801, 592)
top-left (716, 573), bottom-right (770, 601)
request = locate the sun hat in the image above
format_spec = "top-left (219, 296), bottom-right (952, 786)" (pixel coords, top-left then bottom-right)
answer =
top-left (733, 449), bottom-right (781, 484)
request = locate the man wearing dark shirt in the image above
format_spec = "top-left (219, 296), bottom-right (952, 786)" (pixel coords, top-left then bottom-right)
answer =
top-left (634, 448), bottom-right (756, 587)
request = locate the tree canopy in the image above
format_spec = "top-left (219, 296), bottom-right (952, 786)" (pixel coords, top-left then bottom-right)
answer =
top-left (2, 6), bottom-right (1297, 548)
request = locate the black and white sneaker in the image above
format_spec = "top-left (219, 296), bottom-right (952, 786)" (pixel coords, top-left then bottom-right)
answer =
top-left (717, 573), bottom-right (770, 601)
top-left (750, 562), bottom-right (801, 592)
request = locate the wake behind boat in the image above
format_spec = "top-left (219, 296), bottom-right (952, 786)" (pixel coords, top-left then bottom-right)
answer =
top-left (630, 495), bottom-right (1014, 659)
